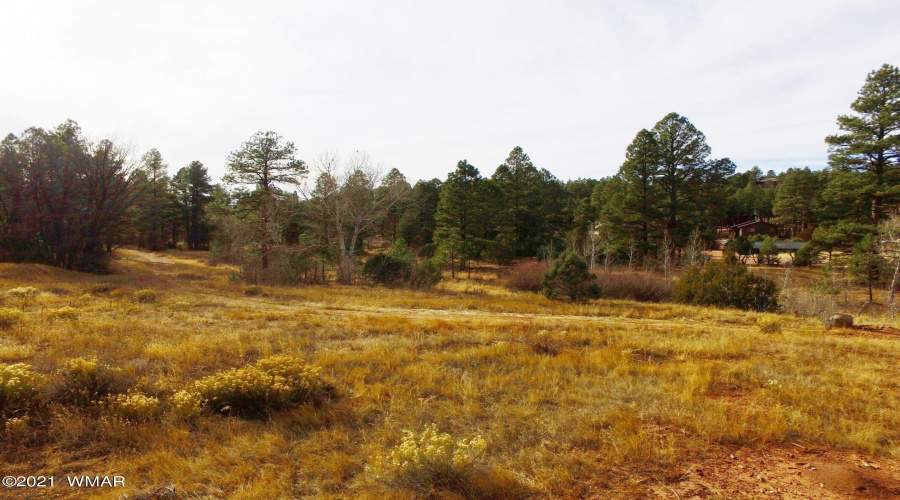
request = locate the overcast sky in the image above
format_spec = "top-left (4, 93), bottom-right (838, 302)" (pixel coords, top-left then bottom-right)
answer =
top-left (2, 1), bottom-right (899, 183)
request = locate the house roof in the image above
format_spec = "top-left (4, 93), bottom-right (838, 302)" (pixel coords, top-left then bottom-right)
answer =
top-left (751, 241), bottom-right (806, 251)
top-left (728, 220), bottom-right (776, 229)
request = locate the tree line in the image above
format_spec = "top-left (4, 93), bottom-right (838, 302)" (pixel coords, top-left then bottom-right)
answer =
top-left (0, 64), bottom-right (896, 284)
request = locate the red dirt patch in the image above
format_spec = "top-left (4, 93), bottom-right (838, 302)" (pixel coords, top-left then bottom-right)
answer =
top-left (645, 445), bottom-right (900, 499)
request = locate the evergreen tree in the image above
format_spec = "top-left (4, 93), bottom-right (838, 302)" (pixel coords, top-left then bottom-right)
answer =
top-left (377, 168), bottom-right (412, 241)
top-left (541, 251), bottom-right (599, 302)
top-left (652, 113), bottom-right (720, 247)
top-left (826, 64), bottom-right (900, 223)
top-left (223, 131), bottom-right (306, 269)
top-left (490, 147), bottom-right (565, 259)
top-left (601, 129), bottom-right (661, 255)
top-left (772, 167), bottom-right (821, 236)
top-left (433, 160), bottom-right (486, 272)
top-left (173, 161), bottom-right (214, 250)
top-left (134, 149), bottom-right (177, 250)
top-left (398, 178), bottom-right (442, 246)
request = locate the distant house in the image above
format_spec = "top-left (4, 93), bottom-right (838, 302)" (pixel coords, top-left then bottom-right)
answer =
top-left (751, 241), bottom-right (806, 252)
top-left (754, 177), bottom-right (778, 188)
top-left (751, 241), bottom-right (807, 263)
top-left (728, 220), bottom-right (782, 238)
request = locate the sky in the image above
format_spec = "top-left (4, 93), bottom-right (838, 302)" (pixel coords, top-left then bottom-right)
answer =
top-left (1, 0), bottom-right (899, 183)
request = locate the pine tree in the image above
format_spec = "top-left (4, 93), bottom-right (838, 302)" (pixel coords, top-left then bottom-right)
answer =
top-left (224, 131), bottom-right (306, 269)
top-left (772, 167), bottom-right (821, 236)
top-left (826, 64), bottom-right (900, 223)
top-left (490, 147), bottom-right (565, 259)
top-left (173, 161), bottom-right (214, 250)
top-left (653, 113), bottom-right (714, 248)
top-left (601, 129), bottom-right (661, 255)
top-left (134, 149), bottom-right (177, 250)
top-left (433, 160), bottom-right (485, 272)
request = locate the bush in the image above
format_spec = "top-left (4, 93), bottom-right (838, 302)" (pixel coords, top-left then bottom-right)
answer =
top-left (363, 254), bottom-right (410, 286)
top-left (135, 289), bottom-right (157, 303)
top-left (89, 283), bottom-right (116, 294)
top-left (7, 287), bottom-right (37, 300)
top-left (53, 358), bottom-right (133, 408)
top-left (594, 272), bottom-right (674, 302)
top-left (106, 392), bottom-right (162, 422)
top-left (408, 258), bottom-right (443, 289)
top-left (46, 307), bottom-right (80, 321)
top-left (674, 258), bottom-right (778, 312)
top-left (0, 363), bottom-right (45, 415)
top-left (506, 260), bottom-right (550, 292)
top-left (0, 308), bottom-right (24, 330)
top-left (542, 252), bottom-right (600, 302)
top-left (758, 237), bottom-right (781, 266)
top-left (793, 243), bottom-right (819, 267)
top-left (4, 416), bottom-right (31, 441)
top-left (171, 390), bottom-right (203, 420)
top-left (192, 355), bottom-right (332, 418)
top-left (368, 423), bottom-right (487, 494)
top-left (418, 243), bottom-right (437, 259)
top-left (757, 316), bottom-right (783, 334)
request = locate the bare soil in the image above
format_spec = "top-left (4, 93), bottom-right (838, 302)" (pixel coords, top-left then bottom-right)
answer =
top-left (645, 445), bottom-right (900, 499)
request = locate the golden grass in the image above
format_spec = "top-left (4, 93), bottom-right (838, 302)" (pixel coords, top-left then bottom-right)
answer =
top-left (0, 249), bottom-right (898, 498)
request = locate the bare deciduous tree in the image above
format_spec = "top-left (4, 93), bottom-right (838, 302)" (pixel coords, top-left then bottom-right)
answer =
top-left (306, 152), bottom-right (410, 283)
top-left (878, 212), bottom-right (900, 316)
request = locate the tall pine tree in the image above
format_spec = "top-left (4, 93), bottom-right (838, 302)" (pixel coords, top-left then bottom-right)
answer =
top-left (827, 64), bottom-right (900, 223)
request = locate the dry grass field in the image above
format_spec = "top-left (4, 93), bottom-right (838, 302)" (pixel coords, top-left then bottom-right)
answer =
top-left (1, 249), bottom-right (900, 499)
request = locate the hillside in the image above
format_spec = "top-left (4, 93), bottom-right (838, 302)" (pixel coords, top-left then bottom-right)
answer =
top-left (1, 249), bottom-right (899, 499)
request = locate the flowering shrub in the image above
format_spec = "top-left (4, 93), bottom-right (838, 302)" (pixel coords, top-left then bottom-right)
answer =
top-left (7, 287), bottom-right (37, 299)
top-left (135, 289), bottom-right (157, 303)
top-left (191, 355), bottom-right (331, 417)
top-left (0, 363), bottom-right (44, 414)
top-left (4, 416), bottom-right (30, 440)
top-left (54, 358), bottom-right (132, 408)
top-left (171, 390), bottom-right (203, 420)
top-left (368, 424), bottom-right (487, 492)
top-left (46, 307), bottom-right (80, 321)
top-left (106, 392), bottom-right (162, 421)
top-left (0, 308), bottom-right (24, 330)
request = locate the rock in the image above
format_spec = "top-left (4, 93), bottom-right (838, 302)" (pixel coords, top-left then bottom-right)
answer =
top-left (830, 314), bottom-right (853, 328)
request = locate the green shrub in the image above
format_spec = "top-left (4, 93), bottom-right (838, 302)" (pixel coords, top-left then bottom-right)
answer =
top-left (541, 252), bottom-right (600, 302)
top-left (408, 258), bottom-right (443, 289)
top-left (363, 254), bottom-right (410, 286)
top-left (53, 358), bottom-right (133, 408)
top-left (0, 363), bottom-right (45, 415)
top-left (0, 308), bottom-right (24, 330)
top-left (758, 237), bottom-right (781, 265)
top-left (192, 355), bottom-right (332, 418)
top-left (135, 289), bottom-right (157, 303)
top-left (793, 243), bottom-right (818, 267)
top-left (674, 258), bottom-right (778, 312)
